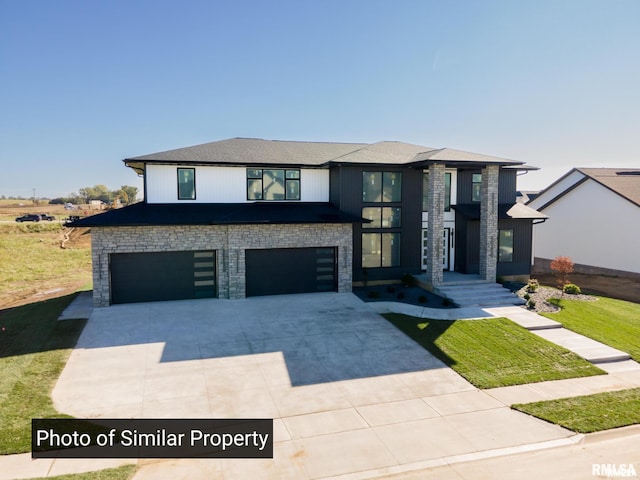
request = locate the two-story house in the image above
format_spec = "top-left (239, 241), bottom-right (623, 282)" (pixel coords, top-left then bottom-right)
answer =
top-left (73, 138), bottom-right (544, 306)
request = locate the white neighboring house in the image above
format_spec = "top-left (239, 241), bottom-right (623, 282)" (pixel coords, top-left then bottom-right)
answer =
top-left (527, 168), bottom-right (640, 278)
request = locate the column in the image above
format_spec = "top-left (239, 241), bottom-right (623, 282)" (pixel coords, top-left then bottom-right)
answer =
top-left (426, 163), bottom-right (445, 286)
top-left (479, 165), bottom-right (499, 281)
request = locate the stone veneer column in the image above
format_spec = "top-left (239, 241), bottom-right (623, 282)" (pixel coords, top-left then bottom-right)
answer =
top-left (479, 165), bottom-right (499, 282)
top-left (426, 163), bottom-right (445, 287)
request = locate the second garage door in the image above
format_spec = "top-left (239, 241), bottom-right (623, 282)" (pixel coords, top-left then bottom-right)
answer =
top-left (245, 247), bottom-right (337, 297)
top-left (110, 251), bottom-right (216, 304)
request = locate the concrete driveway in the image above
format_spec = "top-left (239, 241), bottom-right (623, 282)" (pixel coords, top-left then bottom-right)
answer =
top-left (52, 292), bottom-right (573, 479)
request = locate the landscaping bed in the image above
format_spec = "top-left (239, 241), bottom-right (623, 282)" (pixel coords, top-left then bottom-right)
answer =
top-left (515, 285), bottom-right (597, 313)
top-left (353, 284), bottom-right (454, 309)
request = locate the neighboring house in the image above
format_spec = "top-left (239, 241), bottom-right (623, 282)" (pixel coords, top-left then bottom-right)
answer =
top-left (73, 138), bottom-right (543, 306)
top-left (527, 168), bottom-right (640, 278)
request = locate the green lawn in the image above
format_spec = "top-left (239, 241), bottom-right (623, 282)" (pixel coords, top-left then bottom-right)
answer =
top-left (0, 295), bottom-right (86, 454)
top-left (383, 314), bottom-right (605, 389)
top-left (513, 388), bottom-right (640, 433)
top-left (541, 297), bottom-right (640, 361)
top-left (0, 223), bottom-right (92, 300)
top-left (29, 465), bottom-right (137, 480)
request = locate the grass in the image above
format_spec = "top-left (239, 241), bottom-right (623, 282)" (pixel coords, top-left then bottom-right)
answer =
top-left (383, 314), bottom-right (605, 389)
top-left (0, 294), bottom-right (87, 454)
top-left (513, 388), bottom-right (640, 433)
top-left (541, 296), bottom-right (640, 361)
top-left (0, 223), bottom-right (92, 300)
top-left (29, 465), bottom-right (137, 480)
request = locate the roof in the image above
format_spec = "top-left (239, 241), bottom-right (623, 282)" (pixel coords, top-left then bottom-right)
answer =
top-left (530, 167), bottom-right (640, 210)
top-left (452, 203), bottom-right (548, 220)
top-left (69, 202), bottom-right (366, 227)
top-left (576, 168), bottom-right (640, 206)
top-left (124, 137), bottom-right (531, 171)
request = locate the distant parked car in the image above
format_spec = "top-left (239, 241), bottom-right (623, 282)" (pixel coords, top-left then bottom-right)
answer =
top-left (38, 213), bottom-right (55, 221)
top-left (15, 214), bottom-right (41, 222)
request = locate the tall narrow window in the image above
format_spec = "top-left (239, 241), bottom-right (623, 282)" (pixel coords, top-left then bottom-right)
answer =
top-left (472, 173), bottom-right (482, 202)
top-left (177, 168), bottom-right (196, 200)
top-left (498, 229), bottom-right (514, 263)
top-left (444, 172), bottom-right (451, 212)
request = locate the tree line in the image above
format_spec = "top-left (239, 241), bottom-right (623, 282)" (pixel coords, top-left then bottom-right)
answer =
top-left (49, 185), bottom-right (139, 205)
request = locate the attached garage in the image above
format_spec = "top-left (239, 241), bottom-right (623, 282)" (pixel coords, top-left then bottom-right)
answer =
top-left (245, 247), bottom-right (337, 297)
top-left (110, 251), bottom-right (216, 304)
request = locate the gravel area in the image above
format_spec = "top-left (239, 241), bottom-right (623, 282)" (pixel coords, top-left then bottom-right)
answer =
top-left (516, 285), bottom-right (598, 313)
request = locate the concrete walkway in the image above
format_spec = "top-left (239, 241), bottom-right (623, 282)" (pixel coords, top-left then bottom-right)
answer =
top-left (1, 293), bottom-right (639, 479)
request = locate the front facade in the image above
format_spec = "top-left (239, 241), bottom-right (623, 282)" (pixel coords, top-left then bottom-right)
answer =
top-left (527, 168), bottom-right (640, 278)
top-left (75, 138), bottom-right (543, 306)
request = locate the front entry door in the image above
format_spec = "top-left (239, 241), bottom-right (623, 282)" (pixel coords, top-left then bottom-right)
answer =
top-left (421, 228), bottom-right (453, 271)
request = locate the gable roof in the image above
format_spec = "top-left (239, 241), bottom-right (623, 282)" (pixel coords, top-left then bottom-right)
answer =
top-left (576, 168), bottom-right (640, 206)
top-left (531, 167), bottom-right (640, 210)
top-left (124, 137), bottom-right (529, 172)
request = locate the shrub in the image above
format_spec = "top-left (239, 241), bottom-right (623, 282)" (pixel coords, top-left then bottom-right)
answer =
top-left (548, 297), bottom-right (562, 307)
top-left (527, 279), bottom-right (539, 293)
top-left (550, 256), bottom-right (574, 290)
top-left (523, 293), bottom-right (530, 301)
top-left (397, 292), bottom-right (405, 300)
top-left (563, 283), bottom-right (582, 295)
top-left (401, 273), bottom-right (416, 287)
top-left (367, 290), bottom-right (380, 299)
top-left (386, 286), bottom-right (396, 294)
top-left (527, 299), bottom-right (536, 310)
top-left (418, 295), bottom-right (427, 303)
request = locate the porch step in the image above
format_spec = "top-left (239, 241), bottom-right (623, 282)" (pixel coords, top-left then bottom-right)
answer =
top-left (434, 282), bottom-right (526, 307)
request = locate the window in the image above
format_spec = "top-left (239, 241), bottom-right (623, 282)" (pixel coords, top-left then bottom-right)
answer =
top-left (363, 172), bottom-right (402, 202)
top-left (422, 172), bottom-right (451, 211)
top-left (177, 168), bottom-right (196, 200)
top-left (247, 169), bottom-right (300, 200)
top-left (362, 233), bottom-right (401, 268)
top-left (472, 173), bottom-right (482, 202)
top-left (362, 207), bottom-right (401, 229)
top-left (498, 229), bottom-right (514, 263)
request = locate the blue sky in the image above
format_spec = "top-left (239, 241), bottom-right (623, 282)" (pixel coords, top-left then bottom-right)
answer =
top-left (1, 0), bottom-right (639, 198)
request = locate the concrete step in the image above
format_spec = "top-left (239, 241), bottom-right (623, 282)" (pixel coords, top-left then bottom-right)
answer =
top-left (534, 328), bottom-right (632, 364)
top-left (432, 282), bottom-right (525, 307)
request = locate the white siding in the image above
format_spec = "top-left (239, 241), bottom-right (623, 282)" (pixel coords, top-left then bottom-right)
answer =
top-left (146, 165), bottom-right (329, 203)
top-left (300, 169), bottom-right (329, 202)
top-left (534, 179), bottom-right (640, 274)
top-left (528, 169), bottom-right (585, 210)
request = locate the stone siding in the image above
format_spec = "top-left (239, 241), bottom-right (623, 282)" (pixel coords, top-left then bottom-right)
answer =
top-left (479, 165), bottom-right (499, 282)
top-left (91, 224), bottom-right (352, 306)
top-left (425, 163), bottom-right (445, 286)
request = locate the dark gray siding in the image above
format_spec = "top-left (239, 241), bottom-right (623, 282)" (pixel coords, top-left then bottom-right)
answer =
top-left (456, 218), bottom-right (532, 276)
top-left (497, 219), bottom-right (533, 277)
top-left (331, 165), bottom-right (423, 282)
top-left (456, 169), bottom-right (518, 204)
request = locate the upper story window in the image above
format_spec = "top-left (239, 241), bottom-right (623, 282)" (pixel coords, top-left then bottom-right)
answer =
top-left (363, 172), bottom-right (401, 203)
top-left (247, 169), bottom-right (300, 201)
top-left (472, 173), bottom-right (482, 202)
top-left (177, 168), bottom-right (196, 200)
top-left (422, 172), bottom-right (452, 211)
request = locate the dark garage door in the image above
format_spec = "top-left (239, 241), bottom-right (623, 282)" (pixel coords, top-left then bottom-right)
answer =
top-left (110, 251), bottom-right (216, 304)
top-left (245, 247), bottom-right (337, 297)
